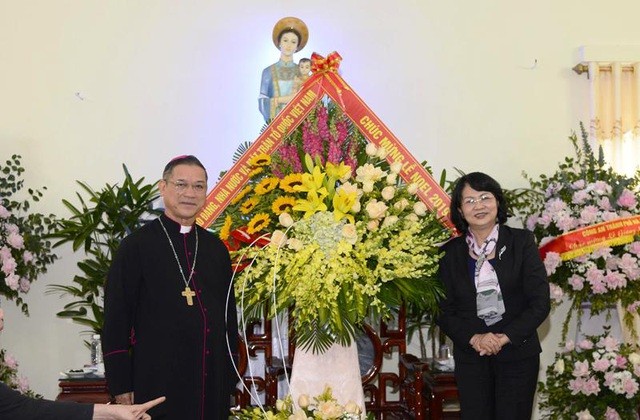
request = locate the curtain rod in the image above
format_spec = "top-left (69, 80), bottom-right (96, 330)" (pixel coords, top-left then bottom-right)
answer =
top-left (573, 63), bottom-right (637, 76)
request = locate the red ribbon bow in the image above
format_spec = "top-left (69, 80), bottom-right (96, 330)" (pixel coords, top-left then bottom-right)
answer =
top-left (311, 51), bottom-right (342, 74)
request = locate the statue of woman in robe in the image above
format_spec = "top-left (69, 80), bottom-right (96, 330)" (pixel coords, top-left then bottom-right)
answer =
top-left (258, 17), bottom-right (309, 122)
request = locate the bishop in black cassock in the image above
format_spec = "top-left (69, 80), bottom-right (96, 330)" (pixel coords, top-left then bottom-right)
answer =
top-left (102, 156), bottom-right (239, 419)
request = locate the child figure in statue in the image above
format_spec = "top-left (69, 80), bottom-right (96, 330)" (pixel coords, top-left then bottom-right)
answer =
top-left (258, 17), bottom-right (309, 122)
top-left (293, 57), bottom-right (312, 92)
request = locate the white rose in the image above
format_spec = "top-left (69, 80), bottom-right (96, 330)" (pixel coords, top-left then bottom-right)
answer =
top-left (342, 224), bottom-right (358, 244)
top-left (381, 186), bottom-right (396, 201)
top-left (553, 359), bottom-right (564, 374)
top-left (279, 212), bottom-right (294, 228)
top-left (269, 230), bottom-right (287, 248)
top-left (365, 143), bottom-right (377, 156)
top-left (344, 401), bottom-right (361, 414)
top-left (351, 200), bottom-right (361, 213)
top-left (394, 198), bottom-right (410, 211)
top-left (275, 399), bottom-right (285, 411)
top-left (413, 201), bottom-right (427, 216)
top-left (298, 394), bottom-right (310, 409)
top-left (382, 215), bottom-right (399, 228)
top-left (576, 409), bottom-right (595, 420)
top-left (405, 213), bottom-right (419, 222)
top-left (629, 352), bottom-right (640, 365)
top-left (376, 146), bottom-right (388, 159)
top-left (287, 238), bottom-right (304, 251)
top-left (386, 173), bottom-right (397, 185)
top-left (362, 181), bottom-right (374, 193)
top-left (366, 200), bottom-right (388, 219)
top-left (390, 162), bottom-right (402, 174)
top-left (367, 220), bottom-right (379, 231)
top-left (407, 183), bottom-right (418, 194)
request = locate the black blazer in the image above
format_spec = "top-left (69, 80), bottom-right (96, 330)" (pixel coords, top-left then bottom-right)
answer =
top-left (436, 225), bottom-right (550, 362)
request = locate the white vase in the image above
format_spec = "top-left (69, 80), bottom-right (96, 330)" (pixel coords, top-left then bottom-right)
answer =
top-left (289, 341), bottom-right (366, 415)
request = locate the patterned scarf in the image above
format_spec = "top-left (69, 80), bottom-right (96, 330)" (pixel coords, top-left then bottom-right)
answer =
top-left (466, 224), bottom-right (504, 326)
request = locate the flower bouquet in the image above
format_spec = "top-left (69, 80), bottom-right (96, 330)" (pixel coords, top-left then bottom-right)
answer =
top-left (0, 348), bottom-right (40, 397)
top-left (218, 101), bottom-right (450, 353)
top-left (522, 124), bottom-right (640, 339)
top-left (233, 386), bottom-right (373, 420)
top-left (0, 154), bottom-right (57, 314)
top-left (538, 331), bottom-right (640, 420)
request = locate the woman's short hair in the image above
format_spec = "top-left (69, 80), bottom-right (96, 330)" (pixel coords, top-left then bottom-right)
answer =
top-left (162, 155), bottom-right (208, 181)
top-left (449, 171), bottom-right (509, 232)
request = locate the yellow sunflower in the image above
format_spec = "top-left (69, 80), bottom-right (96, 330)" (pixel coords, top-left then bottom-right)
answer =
top-left (280, 173), bottom-right (304, 193)
top-left (240, 196), bottom-right (260, 214)
top-left (219, 215), bottom-right (232, 240)
top-left (248, 167), bottom-right (264, 178)
top-left (230, 185), bottom-right (252, 205)
top-left (271, 196), bottom-right (296, 215)
top-left (248, 153), bottom-right (271, 168)
top-left (255, 177), bottom-right (280, 195)
top-left (247, 213), bottom-right (270, 234)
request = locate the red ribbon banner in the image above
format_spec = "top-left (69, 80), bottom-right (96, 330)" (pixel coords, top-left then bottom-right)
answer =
top-left (539, 215), bottom-right (640, 261)
top-left (197, 52), bottom-right (453, 231)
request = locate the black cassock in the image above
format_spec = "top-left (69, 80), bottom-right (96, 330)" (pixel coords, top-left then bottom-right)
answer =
top-left (103, 214), bottom-right (238, 419)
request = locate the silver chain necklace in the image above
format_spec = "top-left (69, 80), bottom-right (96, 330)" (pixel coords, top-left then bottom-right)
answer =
top-left (158, 218), bottom-right (199, 306)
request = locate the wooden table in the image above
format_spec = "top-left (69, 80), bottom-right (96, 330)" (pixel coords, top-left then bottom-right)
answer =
top-left (57, 377), bottom-right (111, 404)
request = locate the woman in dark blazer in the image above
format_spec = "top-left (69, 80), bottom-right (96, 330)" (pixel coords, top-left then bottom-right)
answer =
top-left (437, 172), bottom-right (550, 419)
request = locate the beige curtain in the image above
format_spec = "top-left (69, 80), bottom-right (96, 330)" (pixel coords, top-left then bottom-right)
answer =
top-left (587, 61), bottom-right (640, 176)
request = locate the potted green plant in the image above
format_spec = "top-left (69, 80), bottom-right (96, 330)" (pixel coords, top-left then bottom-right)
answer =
top-left (47, 165), bottom-right (161, 334)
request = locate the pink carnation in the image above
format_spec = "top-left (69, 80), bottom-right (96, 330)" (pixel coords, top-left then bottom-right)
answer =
top-left (556, 215), bottom-right (578, 232)
top-left (629, 242), bottom-right (640, 256)
top-left (19, 277), bottom-right (30, 293)
top-left (546, 198), bottom-right (567, 213)
top-left (4, 223), bottom-right (19, 234)
top-left (583, 377), bottom-right (601, 395)
top-left (623, 377), bottom-right (639, 398)
top-left (572, 189), bottom-right (590, 204)
top-left (569, 377), bottom-right (586, 394)
top-left (598, 335), bottom-right (620, 352)
top-left (16, 376), bottom-right (29, 394)
top-left (564, 340), bottom-right (575, 352)
top-left (568, 274), bottom-right (585, 291)
top-left (549, 283), bottom-right (564, 303)
top-left (4, 353), bottom-right (18, 369)
top-left (573, 360), bottom-right (590, 377)
top-left (572, 180), bottom-right (586, 189)
top-left (0, 246), bottom-right (10, 260)
top-left (6, 232), bottom-right (24, 249)
top-left (525, 215), bottom-right (538, 231)
top-left (578, 339), bottom-right (594, 350)
top-left (0, 205), bottom-right (10, 218)
top-left (605, 407), bottom-right (621, 420)
top-left (627, 301), bottom-right (640, 313)
top-left (537, 213), bottom-right (552, 228)
top-left (617, 189), bottom-right (638, 209)
top-left (22, 251), bottom-right (34, 264)
top-left (592, 358), bottom-right (611, 372)
top-left (544, 252), bottom-right (562, 276)
top-left (592, 181), bottom-right (611, 195)
top-left (598, 197), bottom-right (613, 211)
top-left (618, 253), bottom-right (640, 279)
top-left (601, 211), bottom-right (620, 222)
top-left (604, 271), bottom-right (627, 290)
top-left (1, 256), bottom-right (17, 276)
top-left (579, 205), bottom-right (600, 225)
top-left (591, 246), bottom-right (612, 260)
top-left (5, 273), bottom-right (19, 290)
top-left (615, 355), bottom-right (628, 368)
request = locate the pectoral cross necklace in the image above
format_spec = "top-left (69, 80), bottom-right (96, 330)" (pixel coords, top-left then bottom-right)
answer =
top-left (159, 218), bottom-right (199, 306)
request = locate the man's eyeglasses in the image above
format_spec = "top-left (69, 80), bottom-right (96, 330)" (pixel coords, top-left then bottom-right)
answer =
top-left (462, 193), bottom-right (494, 207)
top-left (165, 180), bottom-right (207, 194)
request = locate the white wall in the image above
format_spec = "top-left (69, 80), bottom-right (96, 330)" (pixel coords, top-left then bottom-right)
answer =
top-left (1, 0), bottom-right (639, 414)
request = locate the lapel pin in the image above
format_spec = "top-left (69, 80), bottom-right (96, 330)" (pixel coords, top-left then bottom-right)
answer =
top-left (499, 246), bottom-right (506, 260)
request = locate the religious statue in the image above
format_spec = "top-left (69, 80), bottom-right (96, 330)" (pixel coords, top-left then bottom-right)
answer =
top-left (258, 17), bottom-right (309, 122)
